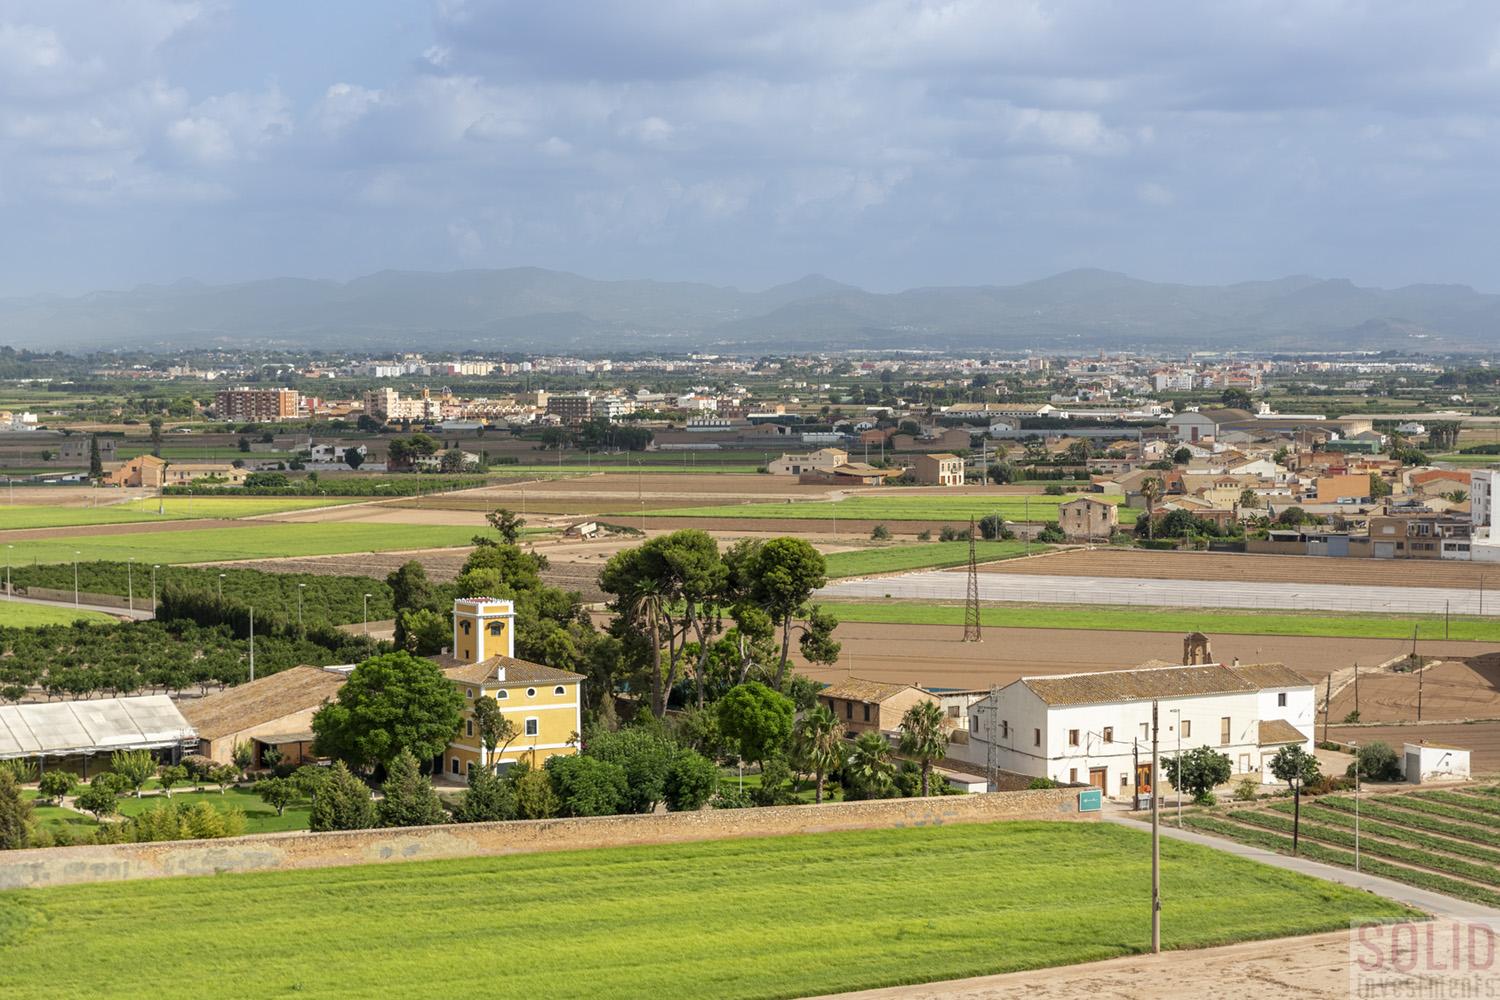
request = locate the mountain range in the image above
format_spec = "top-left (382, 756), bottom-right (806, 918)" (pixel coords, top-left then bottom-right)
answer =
top-left (1, 267), bottom-right (1496, 353)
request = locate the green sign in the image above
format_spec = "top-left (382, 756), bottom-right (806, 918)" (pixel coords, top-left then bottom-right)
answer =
top-left (1078, 788), bottom-right (1102, 812)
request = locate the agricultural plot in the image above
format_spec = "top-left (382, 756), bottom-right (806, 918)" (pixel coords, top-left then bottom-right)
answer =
top-left (0, 497), bottom-right (362, 529)
top-left (821, 601), bottom-right (1500, 642)
top-left (646, 493), bottom-right (1134, 524)
top-left (113, 788), bottom-right (312, 835)
top-left (1183, 785), bottom-right (1500, 907)
top-left (0, 602), bottom-right (116, 627)
top-left (1, 523), bottom-right (482, 566)
top-left (0, 821), bottom-right (1410, 1000)
top-left (822, 541), bottom-right (1043, 578)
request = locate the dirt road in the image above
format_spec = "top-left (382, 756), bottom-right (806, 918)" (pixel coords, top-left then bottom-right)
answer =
top-left (978, 547), bottom-right (1500, 590)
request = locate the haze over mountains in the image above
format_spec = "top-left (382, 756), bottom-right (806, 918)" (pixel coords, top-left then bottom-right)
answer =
top-left (1, 268), bottom-right (1496, 354)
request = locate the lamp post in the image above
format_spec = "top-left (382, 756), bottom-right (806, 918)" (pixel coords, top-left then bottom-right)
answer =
top-left (297, 583), bottom-right (306, 628)
top-left (4, 544), bottom-right (11, 600)
top-left (363, 593), bottom-right (372, 636)
top-left (1351, 740), bottom-right (1361, 873)
top-left (127, 558), bottom-right (134, 614)
top-left (151, 564), bottom-right (160, 613)
top-left (73, 551), bottom-right (80, 607)
top-left (218, 573), bottom-right (225, 599)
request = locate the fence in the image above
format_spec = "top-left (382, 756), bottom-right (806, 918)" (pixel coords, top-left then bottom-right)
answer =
top-left (0, 786), bottom-right (1091, 890)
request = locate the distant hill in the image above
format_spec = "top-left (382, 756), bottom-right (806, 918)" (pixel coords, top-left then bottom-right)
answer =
top-left (1, 266), bottom-right (1496, 352)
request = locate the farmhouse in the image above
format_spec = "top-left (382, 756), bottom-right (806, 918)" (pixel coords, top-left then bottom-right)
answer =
top-left (817, 677), bottom-right (938, 735)
top-left (102, 453), bottom-right (167, 489)
top-left (179, 666), bottom-right (346, 766)
top-left (767, 447), bottom-right (848, 477)
top-left (965, 660), bottom-right (1315, 797)
top-left (429, 598), bottom-right (584, 779)
top-left (1057, 496), bottom-right (1118, 541)
top-left (910, 452), bottom-right (964, 486)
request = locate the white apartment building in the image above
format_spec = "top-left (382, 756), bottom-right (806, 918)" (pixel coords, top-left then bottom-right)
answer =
top-left (1471, 470), bottom-right (1500, 563)
top-left (966, 662), bottom-right (1316, 797)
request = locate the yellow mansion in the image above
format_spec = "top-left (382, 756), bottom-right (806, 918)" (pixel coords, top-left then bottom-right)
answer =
top-left (430, 598), bottom-right (584, 779)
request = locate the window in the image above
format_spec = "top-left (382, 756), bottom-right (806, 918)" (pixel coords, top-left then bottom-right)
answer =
top-left (497, 690), bottom-right (508, 700)
top-left (947, 705), bottom-right (960, 718)
top-left (971, 715), bottom-right (980, 733)
top-left (845, 700), bottom-right (853, 720)
top-left (466, 761), bottom-right (474, 776)
top-left (1121, 772), bottom-right (1129, 788)
top-left (1102, 726), bottom-right (1113, 743)
top-left (465, 720), bottom-right (473, 737)
top-left (863, 704), bottom-right (871, 722)
top-left (1140, 722), bottom-right (1149, 739)
top-left (526, 687), bottom-right (536, 698)
top-left (1033, 728), bottom-right (1041, 747)
top-left (1001, 720), bottom-right (1009, 739)
top-left (1069, 768), bottom-right (1078, 783)
top-left (1277, 692), bottom-right (1287, 708)
top-left (460, 620), bottom-right (471, 634)
top-left (1068, 729), bottom-right (1080, 747)
top-left (450, 757), bottom-right (460, 775)
top-left (488, 622), bottom-right (504, 635)
top-left (525, 718), bottom-right (539, 737)
top-left (1220, 717), bottom-right (1231, 745)
top-left (465, 688), bottom-right (473, 699)
top-left (1181, 720), bottom-right (1191, 738)
top-left (554, 685), bottom-right (566, 696)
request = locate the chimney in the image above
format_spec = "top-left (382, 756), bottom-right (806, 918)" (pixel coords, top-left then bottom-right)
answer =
top-left (495, 666), bottom-right (506, 682)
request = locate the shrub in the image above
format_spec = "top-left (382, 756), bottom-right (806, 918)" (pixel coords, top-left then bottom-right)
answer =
top-left (1347, 742), bottom-right (1403, 782)
top-left (450, 764), bottom-right (515, 823)
top-left (546, 755), bottom-right (627, 817)
top-left (37, 770), bottom-right (75, 806)
top-left (710, 785), bottom-right (754, 809)
top-left (664, 750), bottom-right (718, 811)
top-left (510, 763), bottom-right (559, 820)
top-left (0, 771), bottom-right (31, 850)
top-left (74, 778), bottom-right (121, 821)
top-left (376, 750), bottom-right (447, 828)
top-left (916, 529), bottom-right (932, 541)
top-left (1036, 523), bottom-right (1066, 544)
top-left (308, 761), bottom-right (375, 832)
top-left (977, 514), bottom-right (1014, 541)
top-left (1233, 778), bottom-right (1260, 802)
top-left (751, 757), bottom-right (799, 807)
top-left (1027, 777), bottom-right (1059, 790)
top-left (870, 523), bottom-right (891, 541)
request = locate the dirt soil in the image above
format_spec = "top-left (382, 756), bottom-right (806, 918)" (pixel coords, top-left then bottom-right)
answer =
top-left (0, 519), bottom-right (253, 541)
top-left (1328, 654), bottom-right (1500, 725)
top-left (810, 931), bottom-right (1393, 1000)
top-left (1327, 721), bottom-right (1500, 773)
top-left (975, 548), bottom-right (1500, 590)
top-left (789, 620), bottom-right (1490, 691)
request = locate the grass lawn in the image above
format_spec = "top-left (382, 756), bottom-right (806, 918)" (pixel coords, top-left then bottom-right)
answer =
top-left (0, 821), bottom-right (1411, 1000)
top-left (0, 601), bottom-right (116, 627)
top-left (823, 600), bottom-right (1500, 642)
top-left (2, 522), bottom-right (484, 565)
top-left (1432, 453), bottom-right (1500, 468)
top-left (647, 493), bottom-right (1135, 524)
top-left (114, 787), bottom-right (311, 835)
top-left (0, 497), bottom-right (362, 529)
top-left (823, 541), bottom-right (1045, 578)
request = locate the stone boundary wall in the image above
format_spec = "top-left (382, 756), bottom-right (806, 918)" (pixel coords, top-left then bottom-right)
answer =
top-left (0, 787), bottom-right (1092, 891)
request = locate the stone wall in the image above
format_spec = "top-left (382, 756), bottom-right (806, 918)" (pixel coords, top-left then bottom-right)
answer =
top-left (0, 787), bottom-right (1092, 890)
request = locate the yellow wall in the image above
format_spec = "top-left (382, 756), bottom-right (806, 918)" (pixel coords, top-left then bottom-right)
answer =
top-left (444, 679), bottom-right (580, 778)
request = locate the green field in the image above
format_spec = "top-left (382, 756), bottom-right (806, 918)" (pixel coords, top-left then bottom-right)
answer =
top-left (0, 821), bottom-right (1411, 1000)
top-left (0, 601), bottom-right (115, 627)
top-left (0, 497), bottom-right (362, 529)
top-left (646, 493), bottom-right (1135, 524)
top-left (824, 601), bottom-right (1500, 642)
top-left (823, 541), bottom-right (1045, 578)
top-left (1, 523), bottom-right (483, 566)
top-left (1432, 453), bottom-right (1500, 468)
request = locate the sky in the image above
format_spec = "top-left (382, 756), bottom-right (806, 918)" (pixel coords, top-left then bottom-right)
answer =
top-left (3, 0), bottom-right (1500, 297)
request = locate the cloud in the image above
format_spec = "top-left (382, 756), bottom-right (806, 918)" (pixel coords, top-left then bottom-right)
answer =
top-left (7, 1), bottom-right (1500, 295)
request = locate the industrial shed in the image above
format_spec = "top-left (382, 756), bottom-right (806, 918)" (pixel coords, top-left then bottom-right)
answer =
top-left (0, 695), bottom-right (197, 775)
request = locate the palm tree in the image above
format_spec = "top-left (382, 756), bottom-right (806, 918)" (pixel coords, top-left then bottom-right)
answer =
top-left (898, 700), bottom-right (948, 797)
top-left (792, 705), bottom-right (845, 804)
top-left (846, 731), bottom-right (896, 799)
top-left (1140, 476), bottom-right (1164, 541)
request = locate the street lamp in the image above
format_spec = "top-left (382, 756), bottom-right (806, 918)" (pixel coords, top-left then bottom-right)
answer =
top-left (1351, 740), bottom-right (1361, 873)
top-left (297, 583), bottom-right (306, 628)
top-left (73, 551), bottom-right (80, 607)
top-left (4, 544), bottom-right (11, 600)
top-left (363, 593), bottom-right (372, 635)
top-left (218, 573), bottom-right (225, 599)
top-left (127, 558), bottom-right (134, 614)
top-left (151, 564), bottom-right (160, 613)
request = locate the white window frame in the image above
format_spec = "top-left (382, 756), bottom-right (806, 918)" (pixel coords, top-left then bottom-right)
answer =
top-left (524, 717), bottom-right (539, 737)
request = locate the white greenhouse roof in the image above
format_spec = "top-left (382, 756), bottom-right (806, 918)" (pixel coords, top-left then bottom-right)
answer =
top-left (0, 696), bottom-right (196, 759)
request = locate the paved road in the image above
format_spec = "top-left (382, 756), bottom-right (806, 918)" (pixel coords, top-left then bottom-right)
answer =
top-left (821, 570), bottom-right (1493, 615)
top-left (1, 593), bottom-right (154, 620)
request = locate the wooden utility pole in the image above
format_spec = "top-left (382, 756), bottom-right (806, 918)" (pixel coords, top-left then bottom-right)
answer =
top-left (1151, 699), bottom-right (1161, 955)
top-left (1354, 661), bottom-right (1360, 719)
top-left (1323, 675), bottom-right (1332, 743)
top-left (962, 519), bottom-right (982, 643)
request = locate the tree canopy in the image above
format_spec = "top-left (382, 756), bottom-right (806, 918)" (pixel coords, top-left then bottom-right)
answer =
top-left (311, 651), bottom-right (465, 771)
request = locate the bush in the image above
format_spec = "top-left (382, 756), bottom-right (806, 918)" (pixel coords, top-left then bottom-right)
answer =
top-left (1043, 484), bottom-right (1066, 495)
top-left (1027, 777), bottom-right (1059, 790)
top-left (37, 770), bottom-right (75, 805)
top-left (546, 755), bottom-right (627, 817)
top-left (751, 757), bottom-right (799, 807)
top-left (710, 785), bottom-right (754, 809)
top-left (1233, 778), bottom-right (1260, 802)
top-left (664, 750), bottom-right (718, 811)
top-left (308, 761), bottom-right (375, 831)
top-left (1347, 742), bottom-right (1403, 782)
top-left (450, 764), bottom-right (515, 823)
top-left (977, 514), bottom-right (1014, 541)
top-left (511, 763), bottom-right (560, 819)
top-left (1036, 523), bottom-right (1066, 544)
top-left (584, 726), bottom-right (675, 814)
top-left (870, 523), bottom-right (891, 541)
top-left (377, 750), bottom-right (447, 827)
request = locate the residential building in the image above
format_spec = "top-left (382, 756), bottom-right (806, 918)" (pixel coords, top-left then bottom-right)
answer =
top-left (1470, 470), bottom-right (1499, 563)
top-left (798, 462), bottom-right (894, 486)
top-left (817, 678), bottom-right (939, 735)
top-left (910, 452), bottom-right (964, 486)
top-left (767, 447), bottom-right (848, 476)
top-left (1314, 472), bottom-right (1373, 504)
top-left (430, 598), bottom-right (584, 778)
top-left (162, 463), bottom-right (249, 486)
top-left (1057, 496), bottom-right (1119, 541)
top-left (180, 666), bottom-right (345, 766)
top-left (101, 454), bottom-right (167, 489)
top-left (215, 388), bottom-right (302, 422)
top-left (546, 393), bottom-right (594, 426)
top-left (965, 660), bottom-right (1315, 796)
top-left (1166, 407), bottom-right (1255, 444)
top-left (59, 435), bottom-right (117, 464)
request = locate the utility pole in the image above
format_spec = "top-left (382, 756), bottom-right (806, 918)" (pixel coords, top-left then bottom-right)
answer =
top-left (1352, 740), bottom-right (1361, 873)
top-left (1353, 661), bottom-right (1360, 720)
top-left (1151, 699), bottom-right (1161, 955)
top-left (127, 559), bottom-right (134, 614)
top-left (962, 518), bottom-right (982, 642)
top-left (248, 606), bottom-right (255, 683)
top-left (1323, 675), bottom-right (1331, 744)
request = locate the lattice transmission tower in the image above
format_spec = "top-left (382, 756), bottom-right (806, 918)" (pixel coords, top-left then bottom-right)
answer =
top-left (962, 516), bottom-right (982, 642)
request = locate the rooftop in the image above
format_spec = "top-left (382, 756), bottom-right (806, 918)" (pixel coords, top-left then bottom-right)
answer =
top-left (179, 665), bottom-right (345, 740)
top-left (1021, 661), bottom-right (1310, 707)
top-left (0, 695), bottom-right (195, 759)
top-left (1258, 719), bottom-right (1308, 746)
top-left (431, 653), bottom-right (586, 687)
top-left (819, 677), bottom-right (926, 704)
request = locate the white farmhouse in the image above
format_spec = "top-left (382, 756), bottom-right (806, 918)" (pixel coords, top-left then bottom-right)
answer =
top-left (967, 661), bottom-right (1316, 798)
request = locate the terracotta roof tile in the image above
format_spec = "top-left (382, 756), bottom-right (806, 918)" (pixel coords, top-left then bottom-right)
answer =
top-left (819, 677), bottom-right (927, 704)
top-left (1021, 662), bottom-right (1309, 707)
top-left (1258, 719), bottom-right (1307, 745)
top-left (179, 666), bottom-right (344, 741)
top-left (431, 654), bottom-right (585, 687)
